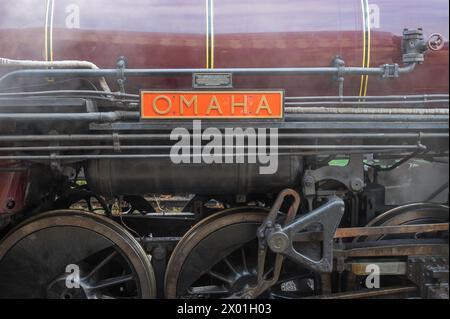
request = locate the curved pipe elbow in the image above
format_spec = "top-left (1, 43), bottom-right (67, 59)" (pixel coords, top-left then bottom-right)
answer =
top-left (399, 63), bottom-right (417, 74)
top-left (0, 57), bottom-right (111, 92)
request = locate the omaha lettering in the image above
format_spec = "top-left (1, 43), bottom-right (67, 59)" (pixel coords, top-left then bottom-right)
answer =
top-left (141, 91), bottom-right (283, 119)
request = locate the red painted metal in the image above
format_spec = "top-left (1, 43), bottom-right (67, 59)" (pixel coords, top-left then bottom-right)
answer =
top-left (0, 162), bottom-right (27, 215)
top-left (0, 0), bottom-right (448, 96)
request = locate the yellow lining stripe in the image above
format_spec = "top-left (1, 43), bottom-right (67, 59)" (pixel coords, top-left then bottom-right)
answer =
top-left (210, 0), bottom-right (215, 69)
top-left (44, 0), bottom-right (54, 62)
top-left (49, 0), bottom-right (54, 62)
top-left (359, 0), bottom-right (371, 97)
top-left (205, 0), bottom-right (214, 69)
top-left (359, 0), bottom-right (367, 97)
top-left (205, 0), bottom-right (209, 68)
top-left (44, 0), bottom-right (55, 82)
top-left (44, 0), bottom-right (50, 61)
top-left (364, 1), bottom-right (371, 96)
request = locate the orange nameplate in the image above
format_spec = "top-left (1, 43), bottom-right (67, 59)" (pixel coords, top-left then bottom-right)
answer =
top-left (140, 91), bottom-right (284, 119)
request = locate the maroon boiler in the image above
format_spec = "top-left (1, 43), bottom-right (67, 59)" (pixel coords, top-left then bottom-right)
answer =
top-left (0, 0), bottom-right (448, 96)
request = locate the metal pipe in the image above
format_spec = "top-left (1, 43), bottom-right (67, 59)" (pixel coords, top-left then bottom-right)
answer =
top-left (0, 144), bottom-right (424, 152)
top-left (397, 63), bottom-right (417, 74)
top-left (1, 97), bottom-right (447, 110)
top-left (286, 114), bottom-right (449, 122)
top-left (285, 107), bottom-right (449, 115)
top-left (3, 97), bottom-right (448, 111)
top-left (0, 111), bottom-right (139, 122)
top-left (0, 133), bottom-right (447, 142)
top-left (0, 90), bottom-right (138, 98)
top-left (1, 90), bottom-right (447, 102)
top-left (0, 58), bottom-right (111, 92)
top-left (0, 95), bottom-right (137, 104)
top-left (285, 100), bottom-right (449, 107)
top-left (0, 63), bottom-right (417, 84)
top-left (0, 147), bottom-right (424, 161)
top-left (0, 112), bottom-right (447, 123)
top-left (285, 94), bottom-right (449, 101)
top-left (99, 120), bottom-right (450, 131)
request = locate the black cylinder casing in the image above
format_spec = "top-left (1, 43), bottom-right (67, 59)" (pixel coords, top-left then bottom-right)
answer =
top-left (85, 157), bottom-right (303, 196)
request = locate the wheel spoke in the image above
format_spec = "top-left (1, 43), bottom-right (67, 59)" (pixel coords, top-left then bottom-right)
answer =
top-left (241, 247), bottom-right (248, 273)
top-left (90, 274), bottom-right (135, 290)
top-left (187, 285), bottom-right (229, 295)
top-left (83, 250), bottom-right (118, 280)
top-left (223, 257), bottom-right (239, 275)
top-left (208, 270), bottom-right (233, 285)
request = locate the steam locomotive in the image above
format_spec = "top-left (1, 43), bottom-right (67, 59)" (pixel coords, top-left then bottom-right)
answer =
top-left (0, 0), bottom-right (448, 299)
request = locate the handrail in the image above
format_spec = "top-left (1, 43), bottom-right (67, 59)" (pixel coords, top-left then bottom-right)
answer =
top-left (0, 63), bottom-right (416, 85)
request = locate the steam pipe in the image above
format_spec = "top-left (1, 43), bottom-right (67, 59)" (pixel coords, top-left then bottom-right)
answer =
top-left (0, 133), bottom-right (447, 142)
top-left (287, 94), bottom-right (449, 100)
top-left (285, 114), bottom-right (448, 122)
top-left (0, 146), bottom-right (428, 161)
top-left (1, 90), bottom-right (447, 102)
top-left (0, 58), bottom-right (111, 92)
top-left (284, 107), bottom-right (449, 114)
top-left (1, 91), bottom-right (447, 109)
top-left (0, 144), bottom-right (429, 152)
top-left (0, 111), bottom-right (139, 122)
top-left (0, 112), bottom-right (447, 123)
top-left (284, 100), bottom-right (449, 107)
top-left (0, 63), bottom-right (417, 84)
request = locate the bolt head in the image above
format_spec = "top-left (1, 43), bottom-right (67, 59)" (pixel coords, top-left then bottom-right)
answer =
top-left (268, 232), bottom-right (290, 253)
top-left (304, 176), bottom-right (315, 187)
top-left (350, 178), bottom-right (365, 192)
top-left (5, 200), bottom-right (15, 210)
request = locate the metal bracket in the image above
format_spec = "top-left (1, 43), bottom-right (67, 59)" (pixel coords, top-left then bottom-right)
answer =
top-left (112, 133), bottom-right (121, 153)
top-left (381, 63), bottom-right (400, 79)
top-left (116, 56), bottom-right (128, 93)
top-left (332, 56), bottom-right (345, 98)
top-left (303, 154), bottom-right (365, 209)
top-left (267, 197), bottom-right (345, 273)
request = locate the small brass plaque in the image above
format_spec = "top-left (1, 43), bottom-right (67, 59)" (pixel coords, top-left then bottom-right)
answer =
top-left (193, 73), bottom-right (233, 89)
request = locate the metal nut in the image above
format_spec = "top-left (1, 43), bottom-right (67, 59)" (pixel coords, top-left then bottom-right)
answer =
top-left (267, 232), bottom-right (290, 253)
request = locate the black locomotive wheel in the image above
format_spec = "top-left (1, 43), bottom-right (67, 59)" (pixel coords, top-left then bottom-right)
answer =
top-left (165, 211), bottom-right (319, 299)
top-left (0, 210), bottom-right (156, 299)
top-left (356, 203), bottom-right (449, 242)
